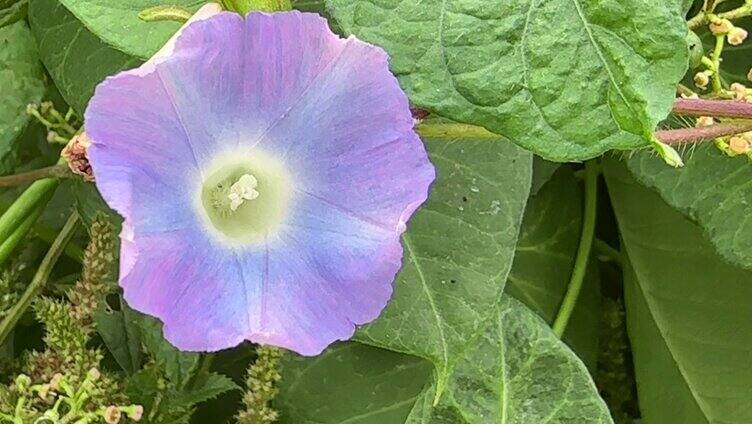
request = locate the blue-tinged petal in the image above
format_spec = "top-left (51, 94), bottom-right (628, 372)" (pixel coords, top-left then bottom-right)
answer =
top-left (120, 228), bottom-right (253, 351)
top-left (88, 10), bottom-right (436, 355)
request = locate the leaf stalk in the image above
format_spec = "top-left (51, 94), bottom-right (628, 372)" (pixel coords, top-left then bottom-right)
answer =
top-left (552, 160), bottom-right (597, 337)
top-left (0, 165), bottom-right (71, 187)
top-left (0, 213), bottom-right (79, 346)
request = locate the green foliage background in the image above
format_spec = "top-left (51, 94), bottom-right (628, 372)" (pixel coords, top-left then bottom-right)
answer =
top-left (1, 0), bottom-right (750, 423)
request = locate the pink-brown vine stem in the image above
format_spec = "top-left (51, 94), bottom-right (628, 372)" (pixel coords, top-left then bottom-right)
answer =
top-left (0, 165), bottom-right (71, 187)
top-left (673, 98), bottom-right (752, 119)
top-left (655, 121), bottom-right (752, 145)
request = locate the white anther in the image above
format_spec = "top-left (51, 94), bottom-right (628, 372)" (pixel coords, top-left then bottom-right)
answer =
top-left (228, 174), bottom-right (259, 211)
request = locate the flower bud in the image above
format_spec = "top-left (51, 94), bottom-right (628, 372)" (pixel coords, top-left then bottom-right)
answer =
top-left (46, 131), bottom-right (57, 143)
top-left (694, 71), bottom-right (711, 90)
top-left (681, 92), bottom-right (699, 99)
top-left (40, 101), bottom-right (53, 115)
top-left (728, 27), bottom-right (748, 46)
top-left (49, 373), bottom-right (63, 391)
top-left (747, 68), bottom-right (752, 82)
top-left (87, 367), bottom-right (101, 381)
top-left (15, 374), bottom-right (31, 391)
top-left (62, 132), bottom-right (94, 182)
top-left (731, 82), bottom-right (748, 100)
top-left (709, 18), bottom-right (734, 35)
top-left (104, 406), bottom-right (122, 424)
top-left (730, 136), bottom-right (751, 154)
top-left (696, 116), bottom-right (715, 127)
top-left (37, 384), bottom-right (50, 400)
top-left (123, 405), bottom-right (144, 422)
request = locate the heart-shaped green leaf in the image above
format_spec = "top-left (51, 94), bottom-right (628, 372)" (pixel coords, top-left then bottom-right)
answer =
top-left (0, 21), bottom-right (45, 173)
top-left (28, 0), bottom-right (141, 115)
top-left (605, 158), bottom-right (752, 424)
top-left (625, 145), bottom-right (752, 270)
top-left (356, 135), bottom-right (531, 399)
top-left (406, 297), bottom-right (612, 423)
top-left (326, 0), bottom-right (689, 161)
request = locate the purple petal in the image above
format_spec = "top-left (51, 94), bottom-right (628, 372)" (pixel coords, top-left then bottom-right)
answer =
top-left (86, 11), bottom-right (435, 355)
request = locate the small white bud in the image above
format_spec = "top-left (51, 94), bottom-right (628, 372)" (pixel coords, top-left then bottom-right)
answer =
top-left (728, 27), bottom-right (748, 46)
top-left (710, 18), bottom-right (734, 35)
top-left (696, 116), bottom-right (715, 127)
top-left (729, 136), bottom-right (750, 154)
top-left (694, 71), bottom-right (711, 90)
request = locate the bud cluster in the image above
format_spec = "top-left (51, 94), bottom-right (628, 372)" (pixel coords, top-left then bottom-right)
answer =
top-left (237, 346), bottom-right (283, 424)
top-left (26, 102), bottom-right (80, 144)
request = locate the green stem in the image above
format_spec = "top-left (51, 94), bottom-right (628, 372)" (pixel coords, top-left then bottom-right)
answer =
top-left (33, 225), bottom-right (85, 263)
top-left (0, 165), bottom-right (71, 187)
top-left (593, 239), bottom-right (622, 266)
top-left (0, 179), bottom-right (61, 268)
top-left (687, 13), bottom-right (706, 30)
top-left (417, 122), bottom-right (499, 140)
top-left (223, 0), bottom-right (292, 13)
top-left (138, 5), bottom-right (193, 22)
top-left (688, 4), bottom-right (752, 29)
top-left (0, 213), bottom-right (79, 346)
top-left (552, 160), bottom-right (598, 338)
top-left (0, 178), bottom-right (60, 244)
top-left (711, 35), bottom-right (725, 94)
top-left (0, 202), bottom-right (84, 265)
top-left (0, 205), bottom-right (46, 269)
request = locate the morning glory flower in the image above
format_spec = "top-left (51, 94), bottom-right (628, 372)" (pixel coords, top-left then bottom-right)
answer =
top-left (84, 9), bottom-right (435, 355)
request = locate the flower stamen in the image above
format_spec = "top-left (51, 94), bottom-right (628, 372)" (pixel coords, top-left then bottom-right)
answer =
top-left (228, 174), bottom-right (260, 211)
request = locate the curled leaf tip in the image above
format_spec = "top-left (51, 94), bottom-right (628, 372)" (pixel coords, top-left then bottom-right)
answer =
top-left (138, 5), bottom-right (193, 23)
top-left (650, 136), bottom-right (684, 168)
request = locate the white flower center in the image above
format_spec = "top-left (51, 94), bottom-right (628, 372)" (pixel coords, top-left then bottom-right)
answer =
top-left (228, 173), bottom-right (260, 211)
top-left (198, 150), bottom-right (292, 247)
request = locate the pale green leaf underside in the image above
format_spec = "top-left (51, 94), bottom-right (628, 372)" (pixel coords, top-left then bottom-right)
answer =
top-left (507, 166), bottom-right (600, 369)
top-left (355, 136), bottom-right (531, 398)
top-left (277, 343), bottom-right (433, 424)
top-left (605, 159), bottom-right (752, 424)
top-left (326, 0), bottom-right (688, 161)
top-left (29, 0), bottom-right (141, 115)
top-left (406, 297), bottom-right (612, 424)
top-left (57, 0), bottom-right (204, 60)
top-left (626, 145), bottom-right (752, 270)
top-left (0, 21), bottom-right (45, 173)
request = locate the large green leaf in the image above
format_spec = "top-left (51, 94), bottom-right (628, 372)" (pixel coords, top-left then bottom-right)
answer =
top-left (0, 0), bottom-right (27, 28)
top-left (94, 295), bottom-right (143, 375)
top-left (0, 21), bottom-right (45, 173)
top-left (134, 312), bottom-right (200, 388)
top-left (276, 343), bottom-right (433, 424)
top-left (325, 0), bottom-right (689, 161)
top-left (57, 0), bottom-right (204, 60)
top-left (529, 156), bottom-right (559, 196)
top-left (355, 136), bottom-right (531, 398)
top-left (28, 0), bottom-right (141, 115)
top-left (506, 166), bottom-right (600, 368)
top-left (625, 145), bottom-right (752, 270)
top-left (605, 158), bottom-right (752, 424)
top-left (406, 297), bottom-right (612, 423)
